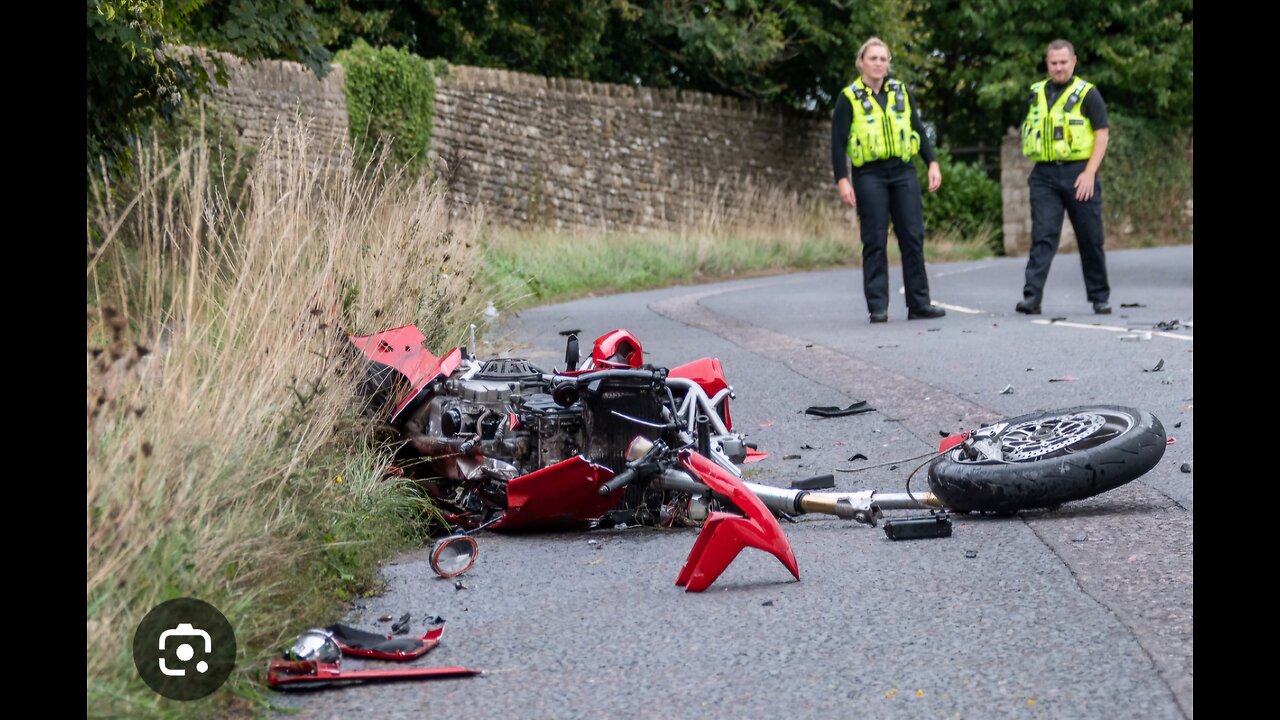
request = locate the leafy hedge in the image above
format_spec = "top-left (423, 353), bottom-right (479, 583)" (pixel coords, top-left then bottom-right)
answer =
top-left (335, 40), bottom-right (440, 175)
top-left (1101, 112), bottom-right (1193, 244)
top-left (918, 147), bottom-right (1004, 252)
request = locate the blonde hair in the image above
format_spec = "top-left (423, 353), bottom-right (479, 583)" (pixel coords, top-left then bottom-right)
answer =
top-left (855, 37), bottom-right (891, 73)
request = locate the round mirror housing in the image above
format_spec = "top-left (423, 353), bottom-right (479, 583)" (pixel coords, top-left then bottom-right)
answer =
top-left (430, 535), bottom-right (478, 578)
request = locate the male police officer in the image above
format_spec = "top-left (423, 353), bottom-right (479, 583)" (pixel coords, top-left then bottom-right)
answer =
top-left (1016, 39), bottom-right (1111, 315)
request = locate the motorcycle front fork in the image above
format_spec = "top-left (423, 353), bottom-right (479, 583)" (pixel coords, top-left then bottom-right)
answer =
top-left (653, 468), bottom-right (943, 527)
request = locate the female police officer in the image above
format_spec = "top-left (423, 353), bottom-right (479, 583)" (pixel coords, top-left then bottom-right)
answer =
top-left (832, 37), bottom-right (944, 323)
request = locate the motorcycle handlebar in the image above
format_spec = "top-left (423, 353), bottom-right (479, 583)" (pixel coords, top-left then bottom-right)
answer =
top-left (598, 468), bottom-right (638, 496)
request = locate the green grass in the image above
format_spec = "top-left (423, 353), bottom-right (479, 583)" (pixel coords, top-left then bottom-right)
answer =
top-left (87, 125), bottom-right (489, 719)
top-left (484, 222), bottom-right (996, 308)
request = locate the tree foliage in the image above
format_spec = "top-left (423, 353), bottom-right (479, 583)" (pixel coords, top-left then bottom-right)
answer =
top-left (917, 148), bottom-right (1003, 249)
top-left (87, 1), bottom-right (209, 168)
top-left (335, 40), bottom-right (438, 174)
top-left (88, 0), bottom-right (1193, 179)
top-left (311, 1), bottom-right (923, 109)
top-left (912, 0), bottom-right (1193, 148)
top-left (306, 0), bottom-right (1189, 149)
top-left (87, 0), bottom-right (331, 173)
top-left (169, 0), bottom-right (333, 78)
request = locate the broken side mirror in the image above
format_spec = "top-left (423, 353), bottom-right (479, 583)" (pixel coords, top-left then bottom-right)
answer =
top-left (430, 535), bottom-right (478, 578)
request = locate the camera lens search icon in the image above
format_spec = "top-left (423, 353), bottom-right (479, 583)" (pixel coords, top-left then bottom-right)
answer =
top-left (134, 598), bottom-right (236, 700)
top-left (158, 623), bottom-right (212, 676)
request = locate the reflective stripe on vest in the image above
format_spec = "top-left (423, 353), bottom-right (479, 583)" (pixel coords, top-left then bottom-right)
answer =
top-left (1021, 77), bottom-right (1096, 162)
top-left (842, 78), bottom-right (921, 168)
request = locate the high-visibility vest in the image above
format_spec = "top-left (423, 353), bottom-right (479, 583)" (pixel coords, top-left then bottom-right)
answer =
top-left (842, 77), bottom-right (920, 167)
top-left (1021, 77), bottom-right (1096, 162)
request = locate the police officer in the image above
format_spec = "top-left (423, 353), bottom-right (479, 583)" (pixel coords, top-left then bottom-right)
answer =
top-left (1016, 39), bottom-right (1112, 315)
top-left (831, 37), bottom-right (945, 324)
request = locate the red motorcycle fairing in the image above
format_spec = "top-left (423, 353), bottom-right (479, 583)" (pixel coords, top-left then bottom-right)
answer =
top-left (328, 624), bottom-right (444, 661)
top-left (348, 325), bottom-right (462, 424)
top-left (493, 456), bottom-right (624, 531)
top-left (668, 357), bottom-right (733, 431)
top-left (675, 449), bottom-right (800, 592)
top-left (590, 329), bottom-right (645, 369)
top-left (267, 660), bottom-right (479, 688)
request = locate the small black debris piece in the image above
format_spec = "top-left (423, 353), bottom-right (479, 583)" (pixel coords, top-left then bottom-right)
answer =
top-left (1174, 422), bottom-right (1182, 428)
top-left (964, 550), bottom-right (978, 559)
top-left (1143, 359), bottom-right (1166, 373)
top-left (1120, 302), bottom-right (1146, 308)
top-left (1180, 463), bottom-right (1192, 473)
top-left (391, 613), bottom-right (411, 635)
top-left (790, 474), bottom-right (835, 490)
top-left (1000, 384), bottom-right (1015, 395)
top-left (761, 600), bottom-right (775, 607)
top-left (1050, 316), bottom-right (1068, 322)
top-left (800, 444), bottom-right (818, 450)
top-left (1071, 532), bottom-right (1088, 543)
top-left (847, 453), bottom-right (868, 461)
top-left (805, 401), bottom-right (874, 417)
top-left (884, 514), bottom-right (953, 541)
top-left (783, 454), bottom-right (802, 460)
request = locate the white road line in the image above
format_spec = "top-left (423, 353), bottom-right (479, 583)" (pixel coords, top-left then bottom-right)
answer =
top-left (934, 262), bottom-right (1002, 277)
top-left (933, 301), bottom-right (984, 314)
top-left (896, 286), bottom-right (983, 314)
top-left (1031, 319), bottom-right (1194, 341)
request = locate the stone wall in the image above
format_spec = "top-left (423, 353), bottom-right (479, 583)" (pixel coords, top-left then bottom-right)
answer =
top-left (193, 48), bottom-right (351, 170)
top-left (429, 66), bottom-right (832, 231)
top-left (199, 54), bottom-right (836, 231)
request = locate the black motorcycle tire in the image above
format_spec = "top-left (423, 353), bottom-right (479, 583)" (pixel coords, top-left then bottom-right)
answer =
top-left (926, 405), bottom-right (1166, 513)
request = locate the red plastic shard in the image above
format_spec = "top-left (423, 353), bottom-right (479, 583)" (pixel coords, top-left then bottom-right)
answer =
top-left (347, 325), bottom-right (462, 423)
top-left (675, 450), bottom-right (799, 592)
top-left (330, 624), bottom-right (444, 661)
top-left (938, 431), bottom-right (970, 453)
top-left (743, 447), bottom-right (769, 463)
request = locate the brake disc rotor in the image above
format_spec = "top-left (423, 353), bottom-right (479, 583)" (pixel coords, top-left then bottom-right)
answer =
top-left (999, 412), bottom-right (1108, 461)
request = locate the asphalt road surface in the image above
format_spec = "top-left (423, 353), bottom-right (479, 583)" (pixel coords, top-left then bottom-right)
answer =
top-left (273, 245), bottom-right (1192, 719)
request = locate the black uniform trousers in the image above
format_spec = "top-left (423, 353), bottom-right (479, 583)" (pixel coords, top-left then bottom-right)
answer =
top-left (1023, 161), bottom-right (1110, 303)
top-left (850, 160), bottom-right (931, 312)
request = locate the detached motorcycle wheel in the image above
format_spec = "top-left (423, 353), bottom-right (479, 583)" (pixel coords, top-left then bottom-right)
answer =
top-left (927, 405), bottom-right (1166, 513)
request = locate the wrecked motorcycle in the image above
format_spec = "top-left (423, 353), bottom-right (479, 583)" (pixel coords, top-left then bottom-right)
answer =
top-left (349, 325), bottom-right (1167, 591)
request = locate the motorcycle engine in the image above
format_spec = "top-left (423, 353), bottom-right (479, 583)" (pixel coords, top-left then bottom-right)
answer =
top-left (403, 358), bottom-right (678, 524)
top-left (410, 359), bottom-right (670, 478)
